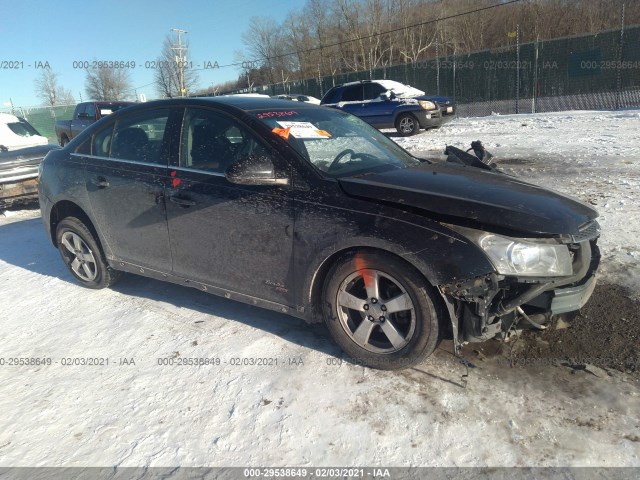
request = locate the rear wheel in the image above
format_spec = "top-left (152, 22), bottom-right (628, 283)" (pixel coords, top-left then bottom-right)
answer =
top-left (56, 217), bottom-right (122, 289)
top-left (60, 136), bottom-right (69, 147)
top-left (395, 113), bottom-right (420, 136)
top-left (322, 251), bottom-right (440, 370)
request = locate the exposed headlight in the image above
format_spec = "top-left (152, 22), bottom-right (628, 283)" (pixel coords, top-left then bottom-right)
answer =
top-left (450, 226), bottom-right (573, 277)
top-left (418, 100), bottom-right (436, 110)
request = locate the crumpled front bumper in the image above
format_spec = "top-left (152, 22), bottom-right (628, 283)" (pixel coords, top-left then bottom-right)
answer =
top-left (441, 230), bottom-right (601, 343)
top-left (550, 274), bottom-right (597, 314)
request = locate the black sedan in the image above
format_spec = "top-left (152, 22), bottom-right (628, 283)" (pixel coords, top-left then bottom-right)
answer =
top-left (38, 97), bottom-right (600, 369)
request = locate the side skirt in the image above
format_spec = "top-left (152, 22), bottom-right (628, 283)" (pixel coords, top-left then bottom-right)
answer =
top-left (107, 258), bottom-right (308, 321)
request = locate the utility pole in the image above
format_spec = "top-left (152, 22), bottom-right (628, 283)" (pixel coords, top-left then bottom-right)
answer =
top-left (171, 28), bottom-right (188, 97)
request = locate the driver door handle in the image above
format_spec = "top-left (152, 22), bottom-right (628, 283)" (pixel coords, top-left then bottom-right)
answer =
top-left (91, 176), bottom-right (110, 188)
top-left (169, 195), bottom-right (196, 207)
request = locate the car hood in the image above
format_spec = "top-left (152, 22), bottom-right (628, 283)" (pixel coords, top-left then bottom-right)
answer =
top-left (418, 95), bottom-right (452, 105)
top-left (338, 163), bottom-right (598, 236)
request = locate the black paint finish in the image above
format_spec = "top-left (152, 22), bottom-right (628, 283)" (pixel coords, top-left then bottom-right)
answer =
top-left (38, 97), bottom-right (599, 326)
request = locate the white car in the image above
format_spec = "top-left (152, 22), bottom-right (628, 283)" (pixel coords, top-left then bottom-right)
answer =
top-left (272, 94), bottom-right (321, 105)
top-left (0, 113), bottom-right (49, 150)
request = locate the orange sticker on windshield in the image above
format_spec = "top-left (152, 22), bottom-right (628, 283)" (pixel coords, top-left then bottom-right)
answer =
top-left (315, 129), bottom-right (331, 137)
top-left (272, 127), bottom-right (291, 140)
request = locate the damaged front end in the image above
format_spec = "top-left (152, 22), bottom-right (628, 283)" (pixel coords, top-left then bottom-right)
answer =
top-left (433, 141), bottom-right (602, 348)
top-left (440, 222), bottom-right (600, 346)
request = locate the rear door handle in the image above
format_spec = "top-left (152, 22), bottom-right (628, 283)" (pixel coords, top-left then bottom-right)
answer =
top-left (92, 176), bottom-right (110, 188)
top-left (169, 195), bottom-right (196, 207)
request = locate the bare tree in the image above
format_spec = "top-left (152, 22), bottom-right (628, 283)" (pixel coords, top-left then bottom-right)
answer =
top-left (242, 16), bottom-right (295, 85)
top-left (154, 35), bottom-right (199, 98)
top-left (34, 69), bottom-right (75, 107)
top-left (85, 66), bottom-right (131, 101)
top-left (232, 0), bottom-right (640, 89)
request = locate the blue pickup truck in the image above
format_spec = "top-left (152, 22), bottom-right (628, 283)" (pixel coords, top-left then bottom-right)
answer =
top-left (320, 80), bottom-right (455, 136)
top-left (54, 101), bottom-right (133, 146)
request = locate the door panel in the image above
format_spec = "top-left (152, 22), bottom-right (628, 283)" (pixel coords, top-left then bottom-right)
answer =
top-left (84, 108), bottom-right (174, 271)
top-left (85, 159), bottom-right (171, 270)
top-left (165, 107), bottom-right (295, 304)
top-left (361, 83), bottom-right (395, 126)
top-left (166, 173), bottom-right (294, 304)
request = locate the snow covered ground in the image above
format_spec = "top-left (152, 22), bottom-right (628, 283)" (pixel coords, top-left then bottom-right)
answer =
top-left (1, 110), bottom-right (639, 468)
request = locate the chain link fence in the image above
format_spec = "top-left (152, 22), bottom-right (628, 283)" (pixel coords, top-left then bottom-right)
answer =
top-left (246, 23), bottom-right (640, 117)
top-left (0, 104), bottom-right (75, 143)
top-left (4, 23), bottom-right (638, 136)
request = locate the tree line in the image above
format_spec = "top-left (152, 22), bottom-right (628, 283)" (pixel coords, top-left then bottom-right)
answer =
top-left (32, 0), bottom-right (639, 105)
top-left (203, 0), bottom-right (639, 94)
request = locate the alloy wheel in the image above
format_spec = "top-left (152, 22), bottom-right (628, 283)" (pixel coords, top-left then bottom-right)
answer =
top-left (336, 269), bottom-right (416, 354)
top-left (60, 231), bottom-right (98, 282)
top-left (399, 116), bottom-right (415, 134)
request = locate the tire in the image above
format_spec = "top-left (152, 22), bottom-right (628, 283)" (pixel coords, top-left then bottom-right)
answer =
top-left (60, 137), bottom-right (69, 147)
top-left (56, 217), bottom-right (122, 289)
top-left (322, 251), bottom-right (440, 370)
top-left (395, 113), bottom-right (420, 136)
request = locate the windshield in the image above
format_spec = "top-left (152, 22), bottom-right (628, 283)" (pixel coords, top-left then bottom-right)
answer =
top-left (251, 107), bottom-right (421, 177)
top-left (96, 103), bottom-right (131, 116)
top-left (8, 118), bottom-right (42, 137)
top-left (376, 80), bottom-right (425, 98)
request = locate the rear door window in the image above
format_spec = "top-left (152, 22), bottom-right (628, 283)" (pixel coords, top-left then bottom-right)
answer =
top-left (340, 85), bottom-right (363, 102)
top-left (110, 110), bottom-right (170, 163)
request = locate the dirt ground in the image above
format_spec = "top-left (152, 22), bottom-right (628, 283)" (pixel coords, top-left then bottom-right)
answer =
top-left (461, 282), bottom-right (640, 380)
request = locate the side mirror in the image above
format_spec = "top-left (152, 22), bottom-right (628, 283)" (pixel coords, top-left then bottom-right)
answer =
top-left (379, 92), bottom-right (391, 101)
top-left (225, 154), bottom-right (289, 186)
top-left (77, 112), bottom-right (89, 119)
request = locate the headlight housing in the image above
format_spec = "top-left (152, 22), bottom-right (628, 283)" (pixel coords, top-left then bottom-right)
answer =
top-left (418, 100), bottom-right (436, 110)
top-left (450, 226), bottom-right (573, 277)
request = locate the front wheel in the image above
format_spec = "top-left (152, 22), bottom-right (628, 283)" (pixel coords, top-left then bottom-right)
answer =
top-left (395, 113), bottom-right (420, 136)
top-left (322, 251), bottom-right (440, 370)
top-left (56, 217), bottom-right (122, 289)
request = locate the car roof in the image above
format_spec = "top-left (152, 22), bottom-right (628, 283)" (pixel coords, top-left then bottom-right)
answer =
top-left (332, 80), bottom-right (379, 88)
top-left (123, 96), bottom-right (321, 112)
top-left (0, 113), bottom-right (18, 123)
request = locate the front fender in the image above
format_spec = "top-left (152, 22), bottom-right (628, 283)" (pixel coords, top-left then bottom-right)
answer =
top-left (295, 194), bottom-right (496, 316)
